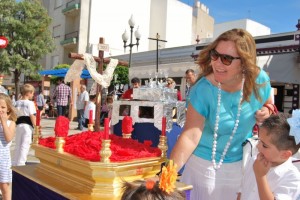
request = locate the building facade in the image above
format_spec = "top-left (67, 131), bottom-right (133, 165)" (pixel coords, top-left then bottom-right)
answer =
top-left (39, 0), bottom-right (213, 70)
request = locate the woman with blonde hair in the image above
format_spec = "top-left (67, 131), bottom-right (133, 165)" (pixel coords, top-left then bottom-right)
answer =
top-left (170, 29), bottom-right (273, 199)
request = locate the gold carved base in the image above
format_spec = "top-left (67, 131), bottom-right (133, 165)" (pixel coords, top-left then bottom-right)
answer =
top-left (158, 135), bottom-right (168, 158)
top-left (32, 126), bottom-right (40, 145)
top-left (31, 144), bottom-right (165, 199)
top-left (122, 133), bottom-right (132, 139)
top-left (88, 124), bottom-right (94, 131)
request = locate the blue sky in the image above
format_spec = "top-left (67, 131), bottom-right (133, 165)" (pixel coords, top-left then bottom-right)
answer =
top-left (180, 0), bottom-right (300, 34)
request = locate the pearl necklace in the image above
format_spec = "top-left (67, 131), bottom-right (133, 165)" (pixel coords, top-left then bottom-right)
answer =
top-left (212, 77), bottom-right (245, 170)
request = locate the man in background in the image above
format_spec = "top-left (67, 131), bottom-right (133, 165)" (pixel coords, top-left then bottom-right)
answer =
top-left (120, 77), bottom-right (140, 100)
top-left (185, 69), bottom-right (197, 98)
top-left (75, 84), bottom-right (89, 130)
top-left (185, 69), bottom-right (197, 107)
top-left (52, 78), bottom-right (72, 117)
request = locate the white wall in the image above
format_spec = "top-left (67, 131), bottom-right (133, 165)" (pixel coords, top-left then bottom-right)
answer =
top-left (165, 0), bottom-right (193, 48)
top-left (89, 0), bottom-right (151, 57)
top-left (214, 19), bottom-right (271, 39)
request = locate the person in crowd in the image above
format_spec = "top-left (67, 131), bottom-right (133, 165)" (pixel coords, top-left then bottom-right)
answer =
top-left (75, 85), bottom-right (89, 130)
top-left (170, 29), bottom-right (273, 199)
top-left (185, 69), bottom-right (197, 99)
top-left (166, 78), bottom-right (182, 101)
top-left (12, 84), bottom-right (36, 166)
top-left (52, 78), bottom-right (72, 117)
top-left (120, 180), bottom-right (186, 200)
top-left (120, 160), bottom-right (185, 200)
top-left (238, 112), bottom-right (300, 200)
top-left (83, 95), bottom-right (96, 130)
top-left (120, 77), bottom-right (140, 100)
top-left (10, 92), bottom-right (16, 106)
top-left (100, 95), bottom-right (114, 125)
top-left (0, 93), bottom-right (17, 200)
top-left (36, 90), bottom-right (46, 118)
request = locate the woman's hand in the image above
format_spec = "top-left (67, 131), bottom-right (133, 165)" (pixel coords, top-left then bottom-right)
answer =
top-left (255, 107), bottom-right (270, 125)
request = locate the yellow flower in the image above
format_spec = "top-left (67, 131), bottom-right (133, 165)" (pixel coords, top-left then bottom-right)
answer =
top-left (159, 160), bottom-right (178, 194)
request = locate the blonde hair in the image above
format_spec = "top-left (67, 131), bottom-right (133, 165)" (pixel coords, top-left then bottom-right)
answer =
top-left (0, 93), bottom-right (17, 121)
top-left (21, 84), bottom-right (35, 96)
top-left (166, 78), bottom-right (176, 89)
top-left (197, 28), bottom-right (261, 102)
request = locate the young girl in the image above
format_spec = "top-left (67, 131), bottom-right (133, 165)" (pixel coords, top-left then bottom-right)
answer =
top-left (0, 93), bottom-right (17, 200)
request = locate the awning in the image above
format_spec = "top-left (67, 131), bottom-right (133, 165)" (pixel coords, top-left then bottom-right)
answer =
top-left (38, 68), bottom-right (91, 79)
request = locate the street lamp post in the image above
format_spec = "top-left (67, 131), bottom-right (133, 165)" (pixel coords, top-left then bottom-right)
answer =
top-left (122, 15), bottom-right (141, 67)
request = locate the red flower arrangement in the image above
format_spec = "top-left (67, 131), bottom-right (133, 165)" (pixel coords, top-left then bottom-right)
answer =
top-left (39, 132), bottom-right (161, 162)
top-left (122, 116), bottom-right (134, 133)
top-left (54, 116), bottom-right (70, 137)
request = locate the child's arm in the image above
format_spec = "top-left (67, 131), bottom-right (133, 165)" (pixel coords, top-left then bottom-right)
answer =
top-left (253, 153), bottom-right (274, 200)
top-left (30, 114), bottom-right (36, 127)
top-left (0, 113), bottom-right (16, 143)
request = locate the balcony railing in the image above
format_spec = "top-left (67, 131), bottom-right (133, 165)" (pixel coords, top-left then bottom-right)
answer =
top-left (62, 0), bottom-right (80, 15)
top-left (60, 31), bottom-right (78, 46)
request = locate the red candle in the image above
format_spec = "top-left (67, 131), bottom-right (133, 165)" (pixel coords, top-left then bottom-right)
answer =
top-left (89, 110), bottom-right (93, 124)
top-left (122, 116), bottom-right (134, 134)
top-left (36, 110), bottom-right (40, 126)
top-left (104, 118), bottom-right (109, 139)
top-left (161, 116), bottom-right (166, 136)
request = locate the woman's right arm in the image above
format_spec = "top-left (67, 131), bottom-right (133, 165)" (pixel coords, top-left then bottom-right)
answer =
top-left (170, 104), bottom-right (205, 170)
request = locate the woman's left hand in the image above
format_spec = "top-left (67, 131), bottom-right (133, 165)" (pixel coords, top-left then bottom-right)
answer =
top-left (255, 106), bottom-right (270, 125)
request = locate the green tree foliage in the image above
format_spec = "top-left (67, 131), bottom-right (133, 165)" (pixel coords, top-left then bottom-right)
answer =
top-left (0, 0), bottom-right (55, 97)
top-left (111, 65), bottom-right (129, 86)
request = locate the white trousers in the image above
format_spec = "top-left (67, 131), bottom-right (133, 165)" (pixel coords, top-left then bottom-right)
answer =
top-left (12, 124), bottom-right (33, 166)
top-left (181, 155), bottom-right (242, 200)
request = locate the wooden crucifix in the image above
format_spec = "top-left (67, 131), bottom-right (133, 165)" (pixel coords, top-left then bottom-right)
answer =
top-left (69, 37), bottom-right (128, 131)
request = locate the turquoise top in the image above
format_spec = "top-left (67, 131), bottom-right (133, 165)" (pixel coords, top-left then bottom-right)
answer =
top-left (189, 70), bottom-right (271, 163)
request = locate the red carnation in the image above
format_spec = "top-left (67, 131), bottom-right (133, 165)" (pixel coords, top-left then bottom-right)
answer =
top-left (122, 116), bottom-right (134, 134)
top-left (54, 116), bottom-right (70, 137)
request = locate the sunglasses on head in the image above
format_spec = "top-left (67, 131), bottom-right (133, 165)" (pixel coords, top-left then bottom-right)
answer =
top-left (210, 49), bottom-right (240, 66)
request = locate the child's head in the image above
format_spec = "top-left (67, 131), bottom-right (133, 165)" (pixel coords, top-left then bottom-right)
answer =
top-left (121, 160), bottom-right (185, 200)
top-left (106, 95), bottom-right (113, 104)
top-left (21, 84), bottom-right (35, 98)
top-left (90, 95), bottom-right (96, 102)
top-left (0, 93), bottom-right (17, 121)
top-left (121, 180), bottom-right (186, 200)
top-left (258, 113), bottom-right (300, 165)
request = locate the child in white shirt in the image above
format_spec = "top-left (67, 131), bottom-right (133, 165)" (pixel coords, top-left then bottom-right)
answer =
top-left (83, 95), bottom-right (96, 130)
top-left (12, 84), bottom-right (36, 166)
top-left (238, 112), bottom-right (300, 200)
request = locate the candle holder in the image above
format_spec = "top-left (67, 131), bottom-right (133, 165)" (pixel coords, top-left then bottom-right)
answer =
top-left (122, 133), bottom-right (132, 139)
top-left (32, 125), bottom-right (40, 144)
top-left (88, 124), bottom-right (94, 131)
top-left (55, 137), bottom-right (66, 153)
top-left (158, 135), bottom-right (168, 158)
top-left (100, 139), bottom-right (112, 163)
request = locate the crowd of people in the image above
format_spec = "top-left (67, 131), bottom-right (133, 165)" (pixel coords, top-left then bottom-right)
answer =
top-left (1, 28), bottom-right (300, 200)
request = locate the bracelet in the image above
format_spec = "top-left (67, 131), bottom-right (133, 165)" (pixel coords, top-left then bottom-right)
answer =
top-left (263, 103), bottom-right (278, 115)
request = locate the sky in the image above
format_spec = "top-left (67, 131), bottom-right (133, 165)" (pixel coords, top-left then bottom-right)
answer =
top-left (180, 0), bottom-right (300, 34)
